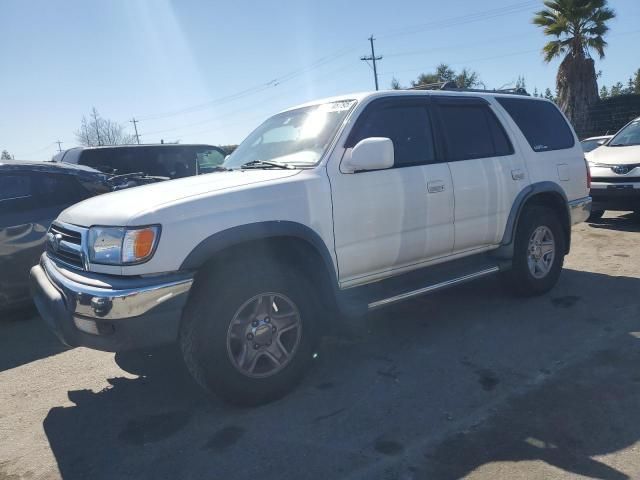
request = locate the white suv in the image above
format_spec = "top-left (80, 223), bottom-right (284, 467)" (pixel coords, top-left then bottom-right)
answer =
top-left (31, 90), bottom-right (591, 404)
top-left (585, 117), bottom-right (640, 218)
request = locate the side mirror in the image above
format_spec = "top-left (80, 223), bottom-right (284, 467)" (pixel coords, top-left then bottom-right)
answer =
top-left (342, 137), bottom-right (394, 173)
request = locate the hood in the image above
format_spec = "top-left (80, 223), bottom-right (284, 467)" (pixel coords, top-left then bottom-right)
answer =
top-left (586, 144), bottom-right (640, 165)
top-left (59, 169), bottom-right (301, 227)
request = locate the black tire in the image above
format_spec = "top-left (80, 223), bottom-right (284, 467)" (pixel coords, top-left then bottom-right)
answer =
top-left (588, 209), bottom-right (605, 221)
top-left (179, 256), bottom-right (320, 406)
top-left (502, 206), bottom-right (565, 297)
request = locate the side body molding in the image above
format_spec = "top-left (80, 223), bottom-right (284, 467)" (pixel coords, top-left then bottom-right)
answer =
top-left (495, 181), bottom-right (571, 258)
top-left (179, 221), bottom-right (338, 284)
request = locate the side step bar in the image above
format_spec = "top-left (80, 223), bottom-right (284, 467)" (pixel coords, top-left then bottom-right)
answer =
top-left (367, 266), bottom-right (500, 310)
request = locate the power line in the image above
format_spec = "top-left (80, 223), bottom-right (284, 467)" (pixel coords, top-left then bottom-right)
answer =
top-left (361, 35), bottom-right (383, 91)
top-left (135, 46), bottom-right (356, 122)
top-left (55, 140), bottom-right (63, 153)
top-left (378, 0), bottom-right (539, 40)
top-left (140, 60), bottom-right (359, 138)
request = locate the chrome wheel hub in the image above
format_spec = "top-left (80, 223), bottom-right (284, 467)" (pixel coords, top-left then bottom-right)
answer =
top-left (527, 226), bottom-right (555, 279)
top-left (226, 293), bottom-right (302, 378)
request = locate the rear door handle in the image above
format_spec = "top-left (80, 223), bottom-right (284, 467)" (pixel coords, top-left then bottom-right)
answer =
top-left (511, 169), bottom-right (525, 181)
top-left (427, 180), bottom-right (445, 193)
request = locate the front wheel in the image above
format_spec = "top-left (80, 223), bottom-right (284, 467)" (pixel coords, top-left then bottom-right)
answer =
top-left (179, 258), bottom-right (320, 406)
top-left (503, 206), bottom-right (565, 296)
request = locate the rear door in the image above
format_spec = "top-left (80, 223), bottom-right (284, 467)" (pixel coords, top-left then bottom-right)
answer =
top-left (0, 172), bottom-right (40, 307)
top-left (434, 96), bottom-right (528, 252)
top-left (495, 97), bottom-right (585, 202)
top-left (0, 171), bottom-right (92, 307)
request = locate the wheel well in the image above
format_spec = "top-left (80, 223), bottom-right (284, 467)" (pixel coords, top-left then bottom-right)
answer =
top-left (191, 236), bottom-right (338, 317)
top-left (521, 192), bottom-right (571, 253)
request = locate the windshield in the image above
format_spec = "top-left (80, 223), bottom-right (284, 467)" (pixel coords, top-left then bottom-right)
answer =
top-left (609, 119), bottom-right (640, 147)
top-left (223, 100), bottom-right (356, 169)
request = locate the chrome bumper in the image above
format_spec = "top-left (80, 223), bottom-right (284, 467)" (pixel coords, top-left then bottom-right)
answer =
top-left (568, 196), bottom-right (592, 225)
top-left (30, 253), bottom-right (194, 351)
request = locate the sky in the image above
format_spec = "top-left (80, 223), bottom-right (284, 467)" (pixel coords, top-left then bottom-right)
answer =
top-left (1, 0), bottom-right (639, 160)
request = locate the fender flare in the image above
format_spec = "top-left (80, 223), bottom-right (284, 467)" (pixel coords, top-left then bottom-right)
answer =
top-left (496, 181), bottom-right (571, 258)
top-left (179, 221), bottom-right (338, 284)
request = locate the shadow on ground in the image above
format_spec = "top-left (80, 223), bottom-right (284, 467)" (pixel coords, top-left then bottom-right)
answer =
top-left (0, 306), bottom-right (67, 372)
top-left (588, 211), bottom-right (640, 232)
top-left (42, 268), bottom-right (640, 480)
top-left (419, 335), bottom-right (640, 480)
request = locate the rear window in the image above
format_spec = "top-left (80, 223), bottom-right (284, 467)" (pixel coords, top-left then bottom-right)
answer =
top-left (439, 104), bottom-right (513, 161)
top-left (497, 98), bottom-right (574, 152)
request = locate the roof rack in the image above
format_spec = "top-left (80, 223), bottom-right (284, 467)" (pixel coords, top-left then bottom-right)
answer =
top-left (408, 81), bottom-right (529, 96)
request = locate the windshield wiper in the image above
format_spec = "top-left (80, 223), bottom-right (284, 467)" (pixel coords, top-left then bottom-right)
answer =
top-left (240, 160), bottom-right (295, 170)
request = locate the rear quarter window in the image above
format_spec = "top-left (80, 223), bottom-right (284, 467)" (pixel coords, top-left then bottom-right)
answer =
top-left (496, 98), bottom-right (575, 152)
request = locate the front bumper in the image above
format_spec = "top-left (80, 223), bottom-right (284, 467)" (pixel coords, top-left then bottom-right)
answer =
top-left (30, 254), bottom-right (193, 352)
top-left (568, 196), bottom-right (592, 225)
top-left (590, 182), bottom-right (640, 211)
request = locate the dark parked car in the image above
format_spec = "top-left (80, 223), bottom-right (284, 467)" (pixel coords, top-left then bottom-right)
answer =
top-left (52, 144), bottom-right (227, 178)
top-left (1, 161), bottom-right (120, 310)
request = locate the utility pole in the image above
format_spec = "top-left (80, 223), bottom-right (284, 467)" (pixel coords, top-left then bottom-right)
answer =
top-left (130, 117), bottom-right (141, 144)
top-left (361, 35), bottom-right (382, 91)
top-left (55, 140), bottom-right (63, 153)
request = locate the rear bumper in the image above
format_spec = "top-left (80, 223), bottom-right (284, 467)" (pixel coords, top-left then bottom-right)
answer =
top-left (30, 254), bottom-right (193, 352)
top-left (590, 183), bottom-right (640, 211)
top-left (568, 196), bottom-right (592, 225)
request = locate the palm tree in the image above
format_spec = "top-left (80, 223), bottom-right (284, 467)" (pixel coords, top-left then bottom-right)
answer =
top-left (533, 0), bottom-right (615, 132)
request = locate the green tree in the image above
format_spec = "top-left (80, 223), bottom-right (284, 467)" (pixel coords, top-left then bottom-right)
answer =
top-left (544, 88), bottom-right (556, 102)
top-left (533, 0), bottom-right (615, 130)
top-left (599, 85), bottom-right (609, 99)
top-left (1, 150), bottom-right (11, 160)
top-left (410, 63), bottom-right (480, 89)
top-left (633, 69), bottom-right (640, 94)
top-left (515, 75), bottom-right (527, 90)
top-left (533, 87), bottom-right (540, 97)
top-left (610, 81), bottom-right (623, 97)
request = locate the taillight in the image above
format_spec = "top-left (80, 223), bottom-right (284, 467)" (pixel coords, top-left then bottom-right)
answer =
top-left (584, 158), bottom-right (591, 189)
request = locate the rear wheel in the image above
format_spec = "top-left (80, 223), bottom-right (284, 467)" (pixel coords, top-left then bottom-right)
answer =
top-left (180, 257), bottom-right (320, 406)
top-left (503, 206), bottom-right (565, 296)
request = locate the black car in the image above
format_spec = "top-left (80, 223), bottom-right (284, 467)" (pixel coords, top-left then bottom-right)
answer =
top-left (0, 161), bottom-right (114, 310)
top-left (52, 144), bottom-right (227, 178)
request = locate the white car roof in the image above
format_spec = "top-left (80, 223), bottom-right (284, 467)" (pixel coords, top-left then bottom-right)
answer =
top-left (281, 89), bottom-right (551, 113)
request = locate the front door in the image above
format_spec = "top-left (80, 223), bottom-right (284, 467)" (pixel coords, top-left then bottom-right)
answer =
top-left (329, 97), bottom-right (454, 288)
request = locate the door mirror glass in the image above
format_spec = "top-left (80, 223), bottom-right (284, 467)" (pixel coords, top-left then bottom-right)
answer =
top-left (343, 137), bottom-right (394, 173)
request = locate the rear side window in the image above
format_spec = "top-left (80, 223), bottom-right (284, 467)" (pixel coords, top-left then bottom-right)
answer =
top-left (497, 98), bottom-right (574, 152)
top-left (0, 174), bottom-right (32, 201)
top-left (349, 103), bottom-right (436, 167)
top-left (439, 104), bottom-right (513, 161)
top-left (37, 174), bottom-right (89, 206)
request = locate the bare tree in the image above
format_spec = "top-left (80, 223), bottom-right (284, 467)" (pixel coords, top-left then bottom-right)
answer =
top-left (75, 107), bottom-right (135, 147)
top-left (1, 150), bottom-right (12, 160)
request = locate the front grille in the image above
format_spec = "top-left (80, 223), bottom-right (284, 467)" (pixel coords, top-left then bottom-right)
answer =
top-left (592, 177), bottom-right (640, 184)
top-left (47, 223), bottom-right (85, 269)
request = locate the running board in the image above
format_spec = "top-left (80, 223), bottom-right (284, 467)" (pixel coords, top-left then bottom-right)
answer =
top-left (367, 266), bottom-right (500, 310)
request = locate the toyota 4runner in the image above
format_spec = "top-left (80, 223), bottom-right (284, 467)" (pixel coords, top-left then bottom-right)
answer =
top-left (31, 90), bottom-right (591, 405)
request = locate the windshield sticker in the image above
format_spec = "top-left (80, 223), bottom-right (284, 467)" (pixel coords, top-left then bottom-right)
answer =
top-left (320, 100), bottom-right (356, 113)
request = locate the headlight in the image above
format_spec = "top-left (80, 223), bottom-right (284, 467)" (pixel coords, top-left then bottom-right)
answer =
top-left (88, 225), bottom-right (160, 265)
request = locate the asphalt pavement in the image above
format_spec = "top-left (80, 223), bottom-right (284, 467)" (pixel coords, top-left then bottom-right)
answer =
top-left (1, 212), bottom-right (639, 480)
